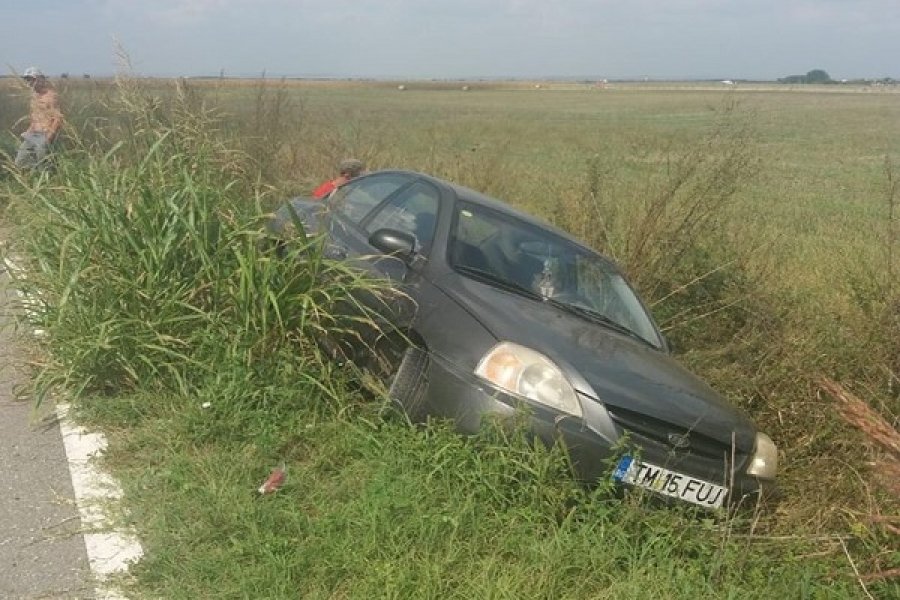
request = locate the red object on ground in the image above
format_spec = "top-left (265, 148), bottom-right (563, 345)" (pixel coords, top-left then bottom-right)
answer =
top-left (258, 466), bottom-right (286, 494)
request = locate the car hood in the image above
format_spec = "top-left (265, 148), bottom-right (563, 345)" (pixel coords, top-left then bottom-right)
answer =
top-left (434, 273), bottom-right (757, 452)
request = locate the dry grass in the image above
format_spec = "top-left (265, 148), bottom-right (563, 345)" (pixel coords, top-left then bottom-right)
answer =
top-left (819, 378), bottom-right (900, 501)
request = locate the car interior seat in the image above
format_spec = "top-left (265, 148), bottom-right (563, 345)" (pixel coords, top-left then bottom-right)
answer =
top-left (452, 241), bottom-right (490, 272)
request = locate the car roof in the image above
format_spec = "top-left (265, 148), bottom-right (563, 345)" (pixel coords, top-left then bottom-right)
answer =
top-left (371, 169), bottom-right (596, 254)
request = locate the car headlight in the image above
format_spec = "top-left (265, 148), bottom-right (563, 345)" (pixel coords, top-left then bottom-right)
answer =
top-left (746, 432), bottom-right (778, 479)
top-left (474, 342), bottom-right (582, 418)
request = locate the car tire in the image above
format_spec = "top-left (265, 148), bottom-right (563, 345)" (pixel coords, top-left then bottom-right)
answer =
top-left (389, 346), bottom-right (429, 422)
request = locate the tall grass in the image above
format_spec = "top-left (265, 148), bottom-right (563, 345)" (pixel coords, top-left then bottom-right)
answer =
top-left (2, 76), bottom-right (387, 408)
top-left (551, 97), bottom-right (762, 341)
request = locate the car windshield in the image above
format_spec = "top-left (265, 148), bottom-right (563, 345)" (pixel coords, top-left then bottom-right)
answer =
top-left (449, 201), bottom-right (662, 349)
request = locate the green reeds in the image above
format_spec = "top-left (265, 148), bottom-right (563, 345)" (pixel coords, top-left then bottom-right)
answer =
top-left (3, 77), bottom-right (388, 407)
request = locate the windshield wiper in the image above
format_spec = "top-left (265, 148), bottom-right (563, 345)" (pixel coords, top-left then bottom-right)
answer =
top-left (545, 298), bottom-right (657, 349)
top-left (454, 265), bottom-right (542, 300)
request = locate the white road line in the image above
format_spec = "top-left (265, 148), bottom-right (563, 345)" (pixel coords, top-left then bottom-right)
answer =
top-left (57, 404), bottom-right (144, 598)
top-left (3, 253), bottom-right (143, 598)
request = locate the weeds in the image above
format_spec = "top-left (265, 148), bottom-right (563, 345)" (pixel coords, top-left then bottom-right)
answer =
top-left (2, 77), bottom-right (389, 409)
top-left (820, 378), bottom-right (900, 500)
top-left (553, 99), bottom-right (761, 327)
top-left (239, 75), bottom-right (308, 185)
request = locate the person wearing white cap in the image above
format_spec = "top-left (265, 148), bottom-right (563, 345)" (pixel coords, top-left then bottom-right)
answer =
top-left (15, 67), bottom-right (63, 169)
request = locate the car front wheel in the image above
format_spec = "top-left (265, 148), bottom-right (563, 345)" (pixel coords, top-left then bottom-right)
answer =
top-left (388, 346), bottom-right (429, 421)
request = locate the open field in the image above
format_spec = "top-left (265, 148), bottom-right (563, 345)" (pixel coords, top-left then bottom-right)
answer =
top-left (1, 78), bottom-right (897, 598)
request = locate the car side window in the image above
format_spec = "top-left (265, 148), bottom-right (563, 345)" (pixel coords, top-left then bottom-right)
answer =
top-left (329, 174), bottom-right (411, 224)
top-left (365, 181), bottom-right (440, 252)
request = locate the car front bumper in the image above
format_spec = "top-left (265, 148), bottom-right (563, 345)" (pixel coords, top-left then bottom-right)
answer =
top-left (421, 351), bottom-right (776, 508)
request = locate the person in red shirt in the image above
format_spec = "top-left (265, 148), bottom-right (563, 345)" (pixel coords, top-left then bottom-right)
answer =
top-left (312, 158), bottom-right (365, 199)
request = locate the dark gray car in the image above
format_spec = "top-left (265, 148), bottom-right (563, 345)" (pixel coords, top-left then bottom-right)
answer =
top-left (269, 170), bottom-right (778, 509)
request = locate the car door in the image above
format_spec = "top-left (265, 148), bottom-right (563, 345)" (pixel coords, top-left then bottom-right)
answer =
top-left (325, 172), bottom-right (416, 261)
top-left (355, 178), bottom-right (443, 324)
top-left (360, 178), bottom-right (441, 272)
top-left (328, 175), bottom-right (441, 278)
top-left (320, 174), bottom-right (442, 357)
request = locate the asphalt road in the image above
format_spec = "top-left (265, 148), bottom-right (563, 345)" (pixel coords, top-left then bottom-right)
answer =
top-left (0, 266), bottom-right (94, 598)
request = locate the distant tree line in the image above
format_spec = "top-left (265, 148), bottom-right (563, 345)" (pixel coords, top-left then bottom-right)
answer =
top-left (778, 69), bottom-right (833, 84)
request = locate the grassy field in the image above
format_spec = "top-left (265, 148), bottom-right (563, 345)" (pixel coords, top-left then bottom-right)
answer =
top-left (1, 77), bottom-right (897, 598)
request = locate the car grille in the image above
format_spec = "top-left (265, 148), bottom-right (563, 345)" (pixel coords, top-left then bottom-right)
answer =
top-left (606, 406), bottom-right (743, 462)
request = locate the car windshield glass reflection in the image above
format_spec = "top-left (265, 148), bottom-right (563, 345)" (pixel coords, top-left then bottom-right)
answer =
top-left (450, 202), bottom-right (662, 348)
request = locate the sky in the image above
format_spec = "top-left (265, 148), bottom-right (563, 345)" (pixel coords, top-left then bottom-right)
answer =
top-left (2, 0), bottom-right (899, 80)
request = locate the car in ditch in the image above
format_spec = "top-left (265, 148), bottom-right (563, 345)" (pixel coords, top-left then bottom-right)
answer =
top-left (268, 169), bottom-right (778, 509)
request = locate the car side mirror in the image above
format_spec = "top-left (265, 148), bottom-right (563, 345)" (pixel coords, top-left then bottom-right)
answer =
top-left (368, 228), bottom-right (417, 262)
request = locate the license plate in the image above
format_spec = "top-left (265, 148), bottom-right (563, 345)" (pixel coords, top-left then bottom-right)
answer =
top-left (612, 456), bottom-right (728, 509)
